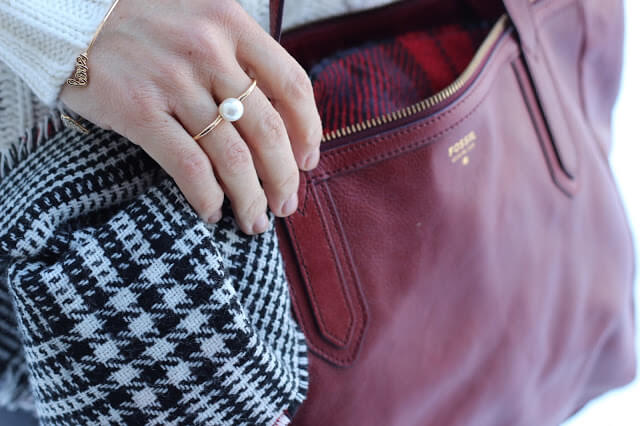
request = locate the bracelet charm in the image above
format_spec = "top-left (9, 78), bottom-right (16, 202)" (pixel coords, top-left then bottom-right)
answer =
top-left (67, 53), bottom-right (89, 87)
top-left (65, 0), bottom-right (120, 88)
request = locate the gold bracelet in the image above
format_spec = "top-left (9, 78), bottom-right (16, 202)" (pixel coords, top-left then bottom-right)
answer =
top-left (66, 0), bottom-right (121, 87)
top-left (60, 113), bottom-right (90, 134)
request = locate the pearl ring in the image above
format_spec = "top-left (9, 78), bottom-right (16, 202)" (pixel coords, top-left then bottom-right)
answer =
top-left (193, 79), bottom-right (258, 142)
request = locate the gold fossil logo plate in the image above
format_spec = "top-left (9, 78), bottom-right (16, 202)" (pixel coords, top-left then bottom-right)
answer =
top-left (448, 131), bottom-right (477, 166)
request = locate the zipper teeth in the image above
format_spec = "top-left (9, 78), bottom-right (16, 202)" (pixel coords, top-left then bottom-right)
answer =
top-left (320, 14), bottom-right (509, 143)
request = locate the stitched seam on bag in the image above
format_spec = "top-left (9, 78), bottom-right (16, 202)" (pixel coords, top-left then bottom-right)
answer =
top-left (312, 48), bottom-right (520, 180)
top-left (286, 183), bottom-right (353, 350)
top-left (296, 174), bottom-right (311, 216)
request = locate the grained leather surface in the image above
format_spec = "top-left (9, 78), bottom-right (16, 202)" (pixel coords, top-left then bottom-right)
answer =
top-left (271, 0), bottom-right (636, 424)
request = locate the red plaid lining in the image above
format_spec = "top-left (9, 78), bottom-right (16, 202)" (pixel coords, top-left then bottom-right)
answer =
top-left (309, 21), bottom-right (492, 136)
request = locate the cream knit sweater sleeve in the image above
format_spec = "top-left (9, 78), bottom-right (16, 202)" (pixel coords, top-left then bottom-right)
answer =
top-left (0, 0), bottom-right (401, 106)
top-left (0, 0), bottom-right (114, 106)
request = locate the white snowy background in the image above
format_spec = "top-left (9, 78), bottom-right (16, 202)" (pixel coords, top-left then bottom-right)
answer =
top-left (564, 0), bottom-right (640, 424)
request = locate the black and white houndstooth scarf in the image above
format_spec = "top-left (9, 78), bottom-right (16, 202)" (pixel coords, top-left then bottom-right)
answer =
top-left (0, 111), bottom-right (309, 425)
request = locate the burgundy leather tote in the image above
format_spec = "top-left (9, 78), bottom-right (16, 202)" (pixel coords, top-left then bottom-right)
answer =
top-left (271, 0), bottom-right (637, 424)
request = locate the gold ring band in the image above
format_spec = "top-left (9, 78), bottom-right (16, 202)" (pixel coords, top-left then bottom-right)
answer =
top-left (193, 115), bottom-right (224, 142)
top-left (193, 78), bottom-right (258, 142)
top-left (236, 78), bottom-right (258, 102)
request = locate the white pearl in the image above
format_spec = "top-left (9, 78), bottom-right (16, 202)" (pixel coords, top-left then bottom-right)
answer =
top-left (219, 98), bottom-right (244, 122)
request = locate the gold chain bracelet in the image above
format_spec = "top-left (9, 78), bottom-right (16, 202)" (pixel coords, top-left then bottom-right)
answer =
top-left (66, 0), bottom-right (121, 87)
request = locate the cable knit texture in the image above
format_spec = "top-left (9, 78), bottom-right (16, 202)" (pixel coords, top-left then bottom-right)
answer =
top-left (0, 1), bottom-right (114, 105)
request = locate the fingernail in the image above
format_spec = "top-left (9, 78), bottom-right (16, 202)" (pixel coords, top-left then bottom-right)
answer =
top-left (252, 212), bottom-right (269, 234)
top-left (304, 149), bottom-right (319, 170)
top-left (282, 192), bottom-right (298, 216)
top-left (207, 209), bottom-right (223, 224)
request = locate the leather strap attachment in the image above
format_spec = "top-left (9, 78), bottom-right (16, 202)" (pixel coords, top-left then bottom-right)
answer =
top-left (501, 0), bottom-right (578, 180)
top-left (281, 174), bottom-right (368, 366)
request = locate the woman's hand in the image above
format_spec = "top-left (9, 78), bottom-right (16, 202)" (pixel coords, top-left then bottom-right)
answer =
top-left (60, 0), bottom-right (322, 235)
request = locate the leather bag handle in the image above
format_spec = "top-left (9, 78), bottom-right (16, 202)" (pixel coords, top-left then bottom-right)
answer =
top-left (269, 0), bottom-right (286, 42)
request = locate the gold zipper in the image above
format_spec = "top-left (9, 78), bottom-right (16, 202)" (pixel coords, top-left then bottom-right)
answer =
top-left (320, 14), bottom-right (510, 143)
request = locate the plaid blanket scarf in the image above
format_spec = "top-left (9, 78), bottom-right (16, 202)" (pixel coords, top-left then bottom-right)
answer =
top-left (0, 112), bottom-right (308, 425)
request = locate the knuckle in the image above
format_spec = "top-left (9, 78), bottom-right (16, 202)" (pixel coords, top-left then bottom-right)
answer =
top-left (242, 192), bottom-right (268, 221)
top-left (259, 110), bottom-right (288, 147)
top-left (221, 138), bottom-right (253, 173)
top-left (201, 1), bottom-right (245, 41)
top-left (163, 16), bottom-right (221, 65)
top-left (185, 22), bottom-right (219, 61)
top-left (158, 60), bottom-right (190, 90)
top-left (161, 19), bottom-right (190, 50)
top-left (128, 85), bottom-right (160, 127)
top-left (275, 170), bottom-right (299, 197)
top-left (210, 0), bottom-right (245, 26)
top-left (179, 151), bottom-right (210, 181)
top-left (302, 117), bottom-right (323, 150)
top-left (199, 196), bottom-right (224, 220)
top-left (285, 67), bottom-right (314, 102)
